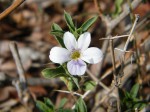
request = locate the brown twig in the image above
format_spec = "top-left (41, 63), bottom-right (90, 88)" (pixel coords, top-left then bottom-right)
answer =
top-left (123, 14), bottom-right (140, 52)
top-left (0, 0), bottom-right (25, 20)
top-left (109, 39), bottom-right (121, 112)
top-left (100, 35), bottom-right (129, 40)
top-left (54, 90), bottom-right (82, 97)
top-left (97, 0), bottom-right (142, 77)
top-left (9, 42), bottom-right (34, 111)
top-left (110, 39), bottom-right (117, 84)
top-left (86, 69), bottom-right (110, 92)
top-left (100, 32), bottom-right (149, 82)
top-left (71, 90), bottom-right (91, 109)
top-left (9, 42), bottom-right (26, 85)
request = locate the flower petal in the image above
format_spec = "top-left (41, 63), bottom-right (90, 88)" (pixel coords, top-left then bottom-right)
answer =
top-left (81, 47), bottom-right (103, 64)
top-left (49, 47), bottom-right (70, 64)
top-left (63, 32), bottom-right (77, 51)
top-left (67, 59), bottom-right (87, 75)
top-left (78, 32), bottom-right (91, 51)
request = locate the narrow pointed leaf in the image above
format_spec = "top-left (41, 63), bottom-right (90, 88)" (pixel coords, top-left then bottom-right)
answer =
top-left (83, 81), bottom-right (96, 91)
top-left (36, 101), bottom-right (53, 112)
top-left (71, 77), bottom-right (80, 90)
top-left (44, 98), bottom-right (54, 110)
top-left (130, 83), bottom-right (140, 98)
top-left (51, 23), bottom-right (65, 47)
top-left (80, 16), bottom-right (98, 32)
top-left (59, 98), bottom-right (68, 109)
top-left (64, 11), bottom-right (75, 31)
top-left (51, 30), bottom-right (64, 37)
top-left (42, 66), bottom-right (66, 78)
top-left (51, 23), bottom-right (63, 31)
top-left (75, 97), bottom-right (87, 112)
top-left (112, 0), bottom-right (123, 17)
top-left (133, 102), bottom-right (147, 110)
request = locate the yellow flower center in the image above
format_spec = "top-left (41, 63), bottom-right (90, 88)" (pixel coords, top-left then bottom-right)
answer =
top-left (71, 51), bottom-right (80, 60)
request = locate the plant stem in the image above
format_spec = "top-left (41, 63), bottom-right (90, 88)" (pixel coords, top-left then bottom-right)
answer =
top-left (109, 39), bottom-right (121, 112)
top-left (0, 0), bottom-right (25, 20)
top-left (123, 14), bottom-right (140, 52)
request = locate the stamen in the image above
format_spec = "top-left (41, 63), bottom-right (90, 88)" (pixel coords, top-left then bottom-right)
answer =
top-left (71, 51), bottom-right (80, 60)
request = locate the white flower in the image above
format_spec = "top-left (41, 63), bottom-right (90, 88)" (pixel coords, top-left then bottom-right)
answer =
top-left (49, 32), bottom-right (103, 75)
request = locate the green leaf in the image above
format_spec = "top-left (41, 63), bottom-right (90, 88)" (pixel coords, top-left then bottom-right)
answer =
top-left (83, 81), bottom-right (96, 91)
top-left (51, 23), bottom-right (63, 31)
top-left (64, 11), bottom-right (75, 31)
top-left (52, 34), bottom-right (65, 47)
top-left (51, 30), bottom-right (64, 37)
top-left (60, 77), bottom-right (78, 91)
top-left (133, 102), bottom-right (147, 110)
top-left (133, 97), bottom-right (140, 102)
top-left (130, 83), bottom-right (140, 98)
top-left (76, 28), bottom-right (82, 35)
top-left (44, 98), bottom-right (54, 110)
top-left (73, 28), bottom-right (79, 39)
top-left (74, 97), bottom-right (87, 112)
top-left (125, 91), bottom-right (132, 99)
top-left (36, 101), bottom-right (53, 112)
top-left (80, 16), bottom-right (98, 32)
top-left (71, 77), bottom-right (80, 90)
top-left (112, 0), bottom-right (123, 17)
top-left (51, 23), bottom-right (65, 47)
top-left (59, 98), bottom-right (68, 109)
top-left (42, 66), bottom-right (66, 79)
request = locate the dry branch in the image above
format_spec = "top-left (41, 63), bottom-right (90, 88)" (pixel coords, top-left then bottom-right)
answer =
top-left (9, 42), bottom-right (34, 111)
top-left (9, 42), bottom-right (26, 85)
top-left (110, 39), bottom-right (121, 112)
top-left (0, 0), bottom-right (25, 20)
top-left (98, 0), bottom-right (142, 76)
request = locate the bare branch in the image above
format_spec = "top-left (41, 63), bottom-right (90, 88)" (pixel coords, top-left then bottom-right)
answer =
top-left (54, 90), bottom-right (82, 97)
top-left (9, 42), bottom-right (26, 84)
top-left (86, 69), bottom-right (110, 92)
top-left (123, 14), bottom-right (140, 51)
top-left (109, 39), bottom-right (121, 112)
top-left (100, 35), bottom-right (129, 40)
top-left (0, 0), bottom-right (25, 20)
top-left (98, 0), bottom-right (141, 77)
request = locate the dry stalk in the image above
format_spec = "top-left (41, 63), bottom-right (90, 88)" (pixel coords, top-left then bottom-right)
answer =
top-left (9, 42), bottom-right (26, 84)
top-left (86, 69), bottom-right (110, 92)
top-left (9, 42), bottom-right (34, 111)
top-left (0, 0), bottom-right (25, 20)
top-left (123, 14), bottom-right (140, 52)
top-left (96, 0), bottom-right (142, 77)
top-left (109, 39), bottom-right (121, 112)
top-left (54, 90), bottom-right (82, 97)
top-left (100, 35), bottom-right (129, 40)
